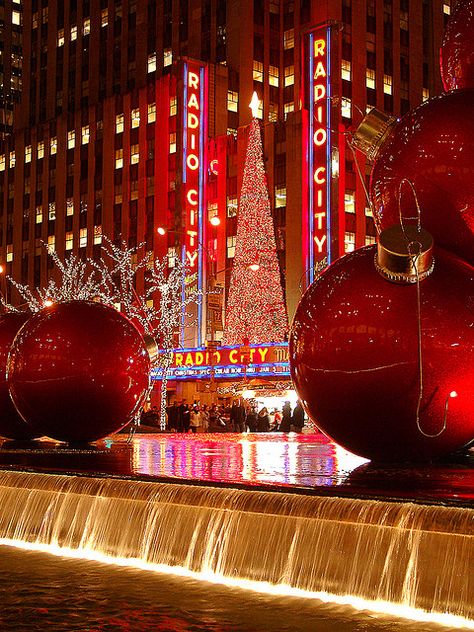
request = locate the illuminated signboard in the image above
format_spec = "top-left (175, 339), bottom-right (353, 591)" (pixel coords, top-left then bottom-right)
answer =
top-left (304, 25), bottom-right (332, 286)
top-left (182, 61), bottom-right (207, 345)
top-left (151, 343), bottom-right (290, 381)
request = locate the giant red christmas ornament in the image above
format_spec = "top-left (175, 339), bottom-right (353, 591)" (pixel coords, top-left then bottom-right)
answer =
top-left (440, 0), bottom-right (474, 91)
top-left (353, 90), bottom-right (474, 266)
top-left (290, 234), bottom-right (474, 462)
top-left (0, 312), bottom-right (40, 440)
top-left (7, 301), bottom-right (150, 443)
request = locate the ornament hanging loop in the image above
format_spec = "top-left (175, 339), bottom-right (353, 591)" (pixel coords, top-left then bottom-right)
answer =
top-left (395, 179), bottom-right (446, 438)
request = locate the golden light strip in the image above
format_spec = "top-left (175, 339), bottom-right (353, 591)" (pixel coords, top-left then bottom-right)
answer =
top-left (1, 537), bottom-right (473, 630)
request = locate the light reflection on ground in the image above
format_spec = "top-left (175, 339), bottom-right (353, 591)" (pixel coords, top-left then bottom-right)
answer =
top-left (0, 432), bottom-right (472, 505)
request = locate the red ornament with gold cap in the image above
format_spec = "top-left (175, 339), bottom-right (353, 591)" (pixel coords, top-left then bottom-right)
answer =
top-left (289, 225), bottom-right (474, 462)
top-left (7, 301), bottom-right (151, 443)
top-left (440, 0), bottom-right (474, 91)
top-left (352, 90), bottom-right (474, 266)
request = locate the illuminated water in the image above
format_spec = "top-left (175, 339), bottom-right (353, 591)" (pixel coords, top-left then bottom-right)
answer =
top-left (0, 545), bottom-right (462, 631)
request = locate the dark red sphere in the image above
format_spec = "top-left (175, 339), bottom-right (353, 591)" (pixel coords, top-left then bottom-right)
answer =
top-left (440, 0), bottom-right (474, 90)
top-left (370, 90), bottom-right (474, 266)
top-left (7, 301), bottom-right (150, 443)
top-left (0, 312), bottom-right (40, 440)
top-left (290, 247), bottom-right (474, 462)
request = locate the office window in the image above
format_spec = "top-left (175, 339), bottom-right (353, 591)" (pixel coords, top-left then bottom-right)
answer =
top-left (6, 245), bottom-right (13, 263)
top-left (169, 133), bottom-right (176, 153)
top-left (9, 151), bottom-right (15, 168)
top-left (116, 114), bottom-right (124, 134)
top-left (164, 49), bottom-right (172, 67)
top-left (68, 130), bottom-right (75, 149)
top-left (94, 225), bottom-right (102, 245)
top-left (227, 90), bottom-right (238, 112)
top-left (148, 53), bottom-right (157, 73)
top-left (341, 97), bottom-right (352, 119)
top-left (169, 96), bottom-right (177, 116)
top-left (0, 156), bottom-right (4, 171)
top-left (83, 17), bottom-right (91, 36)
top-left (345, 191), bottom-right (355, 213)
top-left (48, 202), bottom-right (56, 221)
top-left (66, 199), bottom-right (74, 216)
top-left (25, 145), bottom-right (32, 163)
top-left (50, 137), bottom-right (57, 155)
top-left (47, 235), bottom-right (55, 253)
top-left (65, 232), bottom-right (74, 251)
top-left (269, 65), bottom-right (279, 87)
top-left (101, 8), bottom-right (108, 26)
top-left (207, 201), bottom-right (218, 222)
top-left (147, 103), bottom-right (156, 123)
top-left (366, 69), bottom-right (376, 89)
top-left (253, 61), bottom-right (263, 82)
top-left (284, 65), bottom-right (294, 86)
top-left (115, 148), bottom-right (123, 169)
top-left (365, 235), bottom-right (376, 245)
top-left (57, 29), bottom-right (65, 47)
top-left (227, 235), bottom-right (237, 258)
top-left (227, 197), bottom-right (238, 218)
top-left (344, 231), bottom-right (356, 253)
top-left (422, 87), bottom-right (430, 101)
top-left (269, 103), bottom-right (278, 122)
top-left (275, 186), bottom-right (286, 208)
top-left (283, 29), bottom-right (294, 50)
top-left (81, 125), bottom-right (90, 144)
top-left (36, 206), bottom-right (43, 223)
top-left (12, 11), bottom-right (21, 25)
top-left (443, 2), bottom-right (451, 15)
top-left (341, 60), bottom-right (352, 81)
top-left (131, 108), bottom-right (140, 129)
top-left (383, 74), bottom-right (392, 95)
top-left (71, 25), bottom-right (77, 41)
top-left (131, 144), bottom-right (139, 164)
top-left (284, 102), bottom-right (294, 119)
top-left (79, 228), bottom-right (87, 248)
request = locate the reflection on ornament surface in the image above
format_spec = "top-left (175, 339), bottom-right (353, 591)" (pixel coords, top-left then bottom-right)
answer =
top-left (440, 0), bottom-right (474, 90)
top-left (0, 312), bottom-right (40, 440)
top-left (370, 90), bottom-right (474, 266)
top-left (7, 301), bottom-right (150, 443)
top-left (289, 246), bottom-right (474, 462)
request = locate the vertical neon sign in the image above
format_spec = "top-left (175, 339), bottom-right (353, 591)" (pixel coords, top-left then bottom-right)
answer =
top-left (182, 61), bottom-right (207, 346)
top-left (305, 26), bottom-right (332, 286)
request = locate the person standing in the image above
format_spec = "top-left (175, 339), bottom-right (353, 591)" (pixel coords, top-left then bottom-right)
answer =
top-left (279, 401), bottom-right (292, 433)
top-left (189, 405), bottom-right (201, 433)
top-left (291, 400), bottom-right (305, 433)
top-left (245, 405), bottom-right (258, 432)
top-left (230, 400), bottom-right (246, 432)
top-left (167, 401), bottom-right (179, 432)
top-left (256, 407), bottom-right (270, 432)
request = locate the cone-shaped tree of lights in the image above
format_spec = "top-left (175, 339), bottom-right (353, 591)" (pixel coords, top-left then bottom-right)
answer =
top-left (223, 94), bottom-right (288, 345)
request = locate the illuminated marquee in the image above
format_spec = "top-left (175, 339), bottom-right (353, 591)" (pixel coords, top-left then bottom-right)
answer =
top-left (151, 343), bottom-right (290, 380)
top-left (304, 26), bottom-right (332, 285)
top-left (182, 61), bottom-right (207, 345)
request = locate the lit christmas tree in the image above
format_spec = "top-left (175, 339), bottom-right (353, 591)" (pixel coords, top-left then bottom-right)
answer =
top-left (223, 93), bottom-right (288, 345)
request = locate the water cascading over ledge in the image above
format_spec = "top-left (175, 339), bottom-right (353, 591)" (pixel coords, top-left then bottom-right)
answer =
top-left (0, 470), bottom-right (472, 622)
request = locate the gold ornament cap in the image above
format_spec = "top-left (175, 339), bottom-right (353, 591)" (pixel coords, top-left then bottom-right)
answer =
top-left (375, 224), bottom-right (435, 284)
top-left (143, 334), bottom-right (159, 364)
top-left (352, 108), bottom-right (398, 162)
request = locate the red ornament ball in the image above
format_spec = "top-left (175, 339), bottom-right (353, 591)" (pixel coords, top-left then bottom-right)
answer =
top-left (0, 312), bottom-right (40, 440)
top-left (7, 301), bottom-right (150, 443)
top-left (440, 0), bottom-right (474, 90)
top-left (370, 90), bottom-right (474, 266)
top-left (289, 247), bottom-right (474, 462)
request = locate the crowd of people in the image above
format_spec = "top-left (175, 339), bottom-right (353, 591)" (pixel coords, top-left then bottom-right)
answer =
top-left (141, 399), bottom-right (306, 434)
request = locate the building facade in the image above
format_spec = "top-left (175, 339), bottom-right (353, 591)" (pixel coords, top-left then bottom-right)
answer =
top-left (0, 0), bottom-right (451, 401)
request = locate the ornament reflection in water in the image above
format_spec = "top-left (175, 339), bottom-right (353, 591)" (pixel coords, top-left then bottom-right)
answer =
top-left (290, 235), bottom-right (474, 462)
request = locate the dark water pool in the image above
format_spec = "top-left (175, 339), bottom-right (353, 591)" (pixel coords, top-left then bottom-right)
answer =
top-left (0, 545), bottom-right (456, 632)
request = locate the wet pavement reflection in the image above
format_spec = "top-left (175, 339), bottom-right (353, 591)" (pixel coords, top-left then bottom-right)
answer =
top-left (0, 432), bottom-right (473, 507)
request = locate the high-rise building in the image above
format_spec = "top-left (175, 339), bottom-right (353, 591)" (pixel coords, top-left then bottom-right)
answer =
top-left (0, 0), bottom-right (23, 139)
top-left (0, 0), bottom-right (450, 402)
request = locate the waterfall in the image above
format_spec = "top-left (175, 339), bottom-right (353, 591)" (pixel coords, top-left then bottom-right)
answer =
top-left (0, 469), bottom-right (472, 624)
